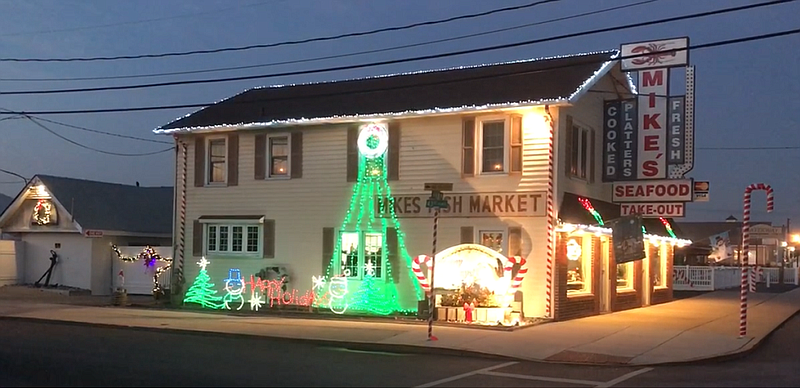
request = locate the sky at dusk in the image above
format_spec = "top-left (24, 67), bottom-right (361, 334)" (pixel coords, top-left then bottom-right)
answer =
top-left (0, 0), bottom-right (797, 226)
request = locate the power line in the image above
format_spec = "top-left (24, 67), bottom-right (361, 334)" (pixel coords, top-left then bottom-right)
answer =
top-left (1, 27), bottom-right (797, 116)
top-left (0, 0), bottom-right (790, 96)
top-left (23, 116), bottom-right (174, 156)
top-left (0, 1), bottom-right (275, 38)
top-left (0, 0), bottom-right (562, 62)
top-left (0, 0), bottom-right (659, 82)
top-left (27, 116), bottom-right (174, 144)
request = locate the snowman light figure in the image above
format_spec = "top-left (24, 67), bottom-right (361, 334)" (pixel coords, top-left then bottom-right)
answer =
top-left (223, 268), bottom-right (245, 310)
top-left (328, 270), bottom-right (349, 314)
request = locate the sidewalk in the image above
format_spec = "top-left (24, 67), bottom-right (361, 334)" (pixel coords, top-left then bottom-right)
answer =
top-left (0, 286), bottom-right (798, 366)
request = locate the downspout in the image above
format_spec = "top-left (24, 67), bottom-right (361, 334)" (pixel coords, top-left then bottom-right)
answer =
top-left (543, 105), bottom-right (556, 319)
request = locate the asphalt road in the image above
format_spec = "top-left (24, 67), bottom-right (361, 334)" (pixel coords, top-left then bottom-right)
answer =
top-left (0, 314), bottom-right (798, 387)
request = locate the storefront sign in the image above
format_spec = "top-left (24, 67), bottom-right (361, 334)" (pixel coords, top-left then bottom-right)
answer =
top-left (619, 99), bottom-right (638, 180)
top-left (637, 68), bottom-right (668, 179)
top-left (620, 202), bottom-right (685, 218)
top-left (612, 180), bottom-right (692, 203)
top-left (611, 215), bottom-right (646, 264)
top-left (602, 100), bottom-right (620, 181)
top-left (376, 191), bottom-right (545, 218)
top-left (694, 181), bottom-right (709, 202)
top-left (620, 37), bottom-right (689, 71)
top-left (668, 96), bottom-right (685, 164)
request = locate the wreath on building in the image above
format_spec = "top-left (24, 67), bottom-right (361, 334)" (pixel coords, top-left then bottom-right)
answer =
top-left (32, 200), bottom-right (53, 225)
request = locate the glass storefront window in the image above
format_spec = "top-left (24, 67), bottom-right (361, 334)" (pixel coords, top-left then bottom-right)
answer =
top-left (616, 262), bottom-right (634, 291)
top-left (566, 236), bottom-right (592, 295)
top-left (650, 241), bottom-right (668, 288)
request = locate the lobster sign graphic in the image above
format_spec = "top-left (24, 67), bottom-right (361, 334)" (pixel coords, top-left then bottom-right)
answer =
top-left (621, 38), bottom-right (689, 71)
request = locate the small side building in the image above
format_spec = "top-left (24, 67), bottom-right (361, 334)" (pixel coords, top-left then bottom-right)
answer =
top-left (0, 175), bottom-right (173, 295)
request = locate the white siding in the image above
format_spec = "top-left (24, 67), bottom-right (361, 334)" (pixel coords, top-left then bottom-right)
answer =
top-left (180, 108), bottom-right (554, 316)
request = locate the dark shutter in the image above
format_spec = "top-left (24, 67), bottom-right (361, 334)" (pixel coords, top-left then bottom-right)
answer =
top-left (509, 226), bottom-right (522, 257)
top-left (227, 133), bottom-right (239, 186)
top-left (462, 118), bottom-right (475, 176)
top-left (510, 115), bottom-right (523, 173)
top-left (291, 132), bottom-right (303, 179)
top-left (387, 122), bottom-right (400, 181)
top-left (387, 227), bottom-right (400, 283)
top-left (589, 128), bottom-right (596, 183)
top-left (565, 115), bottom-right (574, 177)
top-left (254, 133), bottom-right (266, 180)
top-left (460, 226), bottom-right (474, 244)
top-left (322, 227), bottom-right (335, 274)
top-left (263, 219), bottom-right (275, 259)
top-left (192, 220), bottom-right (203, 257)
top-left (194, 136), bottom-right (205, 187)
top-left (346, 125), bottom-right (359, 182)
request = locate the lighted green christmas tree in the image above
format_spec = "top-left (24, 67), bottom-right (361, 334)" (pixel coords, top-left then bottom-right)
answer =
top-left (314, 124), bottom-right (424, 315)
top-left (350, 261), bottom-right (395, 315)
top-left (183, 257), bottom-right (223, 309)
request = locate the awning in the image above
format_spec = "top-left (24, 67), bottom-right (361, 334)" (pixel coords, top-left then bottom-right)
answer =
top-left (558, 192), bottom-right (684, 239)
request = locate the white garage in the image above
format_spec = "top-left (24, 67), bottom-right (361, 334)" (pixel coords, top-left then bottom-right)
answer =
top-left (0, 174), bottom-right (172, 295)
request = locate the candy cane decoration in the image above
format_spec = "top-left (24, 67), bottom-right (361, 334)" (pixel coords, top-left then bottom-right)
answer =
top-left (174, 139), bottom-right (188, 290)
top-left (412, 255), bottom-right (432, 292)
top-left (740, 183), bottom-right (773, 338)
top-left (544, 106), bottom-right (556, 318)
top-left (506, 256), bottom-right (529, 293)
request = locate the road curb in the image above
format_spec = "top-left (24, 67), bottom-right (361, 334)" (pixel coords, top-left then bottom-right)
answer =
top-left (2, 308), bottom-right (796, 367)
top-left (0, 315), bottom-right (516, 362)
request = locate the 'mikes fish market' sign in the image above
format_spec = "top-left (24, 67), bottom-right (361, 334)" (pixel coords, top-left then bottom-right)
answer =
top-left (376, 191), bottom-right (546, 218)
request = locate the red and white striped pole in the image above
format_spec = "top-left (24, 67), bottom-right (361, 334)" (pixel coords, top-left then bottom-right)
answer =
top-left (740, 183), bottom-right (774, 338)
top-left (174, 138), bottom-right (188, 295)
top-left (544, 107), bottom-right (555, 319)
top-left (428, 208), bottom-right (439, 341)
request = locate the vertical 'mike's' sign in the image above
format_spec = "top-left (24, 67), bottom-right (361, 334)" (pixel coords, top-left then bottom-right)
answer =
top-left (637, 68), bottom-right (668, 179)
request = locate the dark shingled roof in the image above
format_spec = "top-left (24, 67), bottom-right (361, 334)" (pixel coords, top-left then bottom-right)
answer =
top-left (160, 51), bottom-right (617, 131)
top-left (37, 175), bottom-right (173, 235)
top-left (558, 192), bottom-right (684, 239)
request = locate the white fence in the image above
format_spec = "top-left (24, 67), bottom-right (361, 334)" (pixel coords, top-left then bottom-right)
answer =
top-left (673, 265), bottom-right (799, 291)
top-left (0, 240), bottom-right (23, 286)
top-left (112, 246), bottom-right (172, 295)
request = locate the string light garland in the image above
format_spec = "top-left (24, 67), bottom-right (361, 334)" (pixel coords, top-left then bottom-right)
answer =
top-left (111, 245), bottom-right (173, 296)
top-left (659, 217), bottom-right (677, 238)
top-left (577, 197), bottom-right (604, 226)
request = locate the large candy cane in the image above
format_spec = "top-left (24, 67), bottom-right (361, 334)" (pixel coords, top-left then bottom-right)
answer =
top-left (740, 183), bottom-right (773, 338)
top-left (412, 255), bottom-right (432, 292)
top-left (505, 256), bottom-right (529, 293)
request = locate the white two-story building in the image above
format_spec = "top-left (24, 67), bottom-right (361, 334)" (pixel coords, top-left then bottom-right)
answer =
top-left (156, 50), bottom-right (689, 322)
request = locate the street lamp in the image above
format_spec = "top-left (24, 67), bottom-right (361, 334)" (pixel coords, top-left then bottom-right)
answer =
top-left (792, 234), bottom-right (800, 244)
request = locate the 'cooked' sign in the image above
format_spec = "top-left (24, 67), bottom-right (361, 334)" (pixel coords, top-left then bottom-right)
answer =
top-left (376, 191), bottom-right (546, 218)
top-left (612, 180), bottom-right (693, 203)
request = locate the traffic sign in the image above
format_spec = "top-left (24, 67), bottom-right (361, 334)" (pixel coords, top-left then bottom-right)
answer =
top-left (424, 182), bottom-right (453, 192)
top-left (426, 198), bottom-right (449, 209)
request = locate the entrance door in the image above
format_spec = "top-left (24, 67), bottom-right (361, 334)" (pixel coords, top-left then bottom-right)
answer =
top-left (641, 250), bottom-right (651, 306)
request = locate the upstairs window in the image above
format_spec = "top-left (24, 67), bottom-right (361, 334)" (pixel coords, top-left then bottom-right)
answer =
top-left (462, 115), bottom-right (523, 176)
top-left (566, 118), bottom-right (595, 181)
top-left (269, 135), bottom-right (290, 177)
top-left (207, 138), bottom-right (227, 184)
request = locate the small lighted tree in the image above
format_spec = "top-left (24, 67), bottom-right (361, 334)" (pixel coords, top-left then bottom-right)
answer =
top-left (183, 257), bottom-right (223, 309)
top-left (351, 260), bottom-right (396, 315)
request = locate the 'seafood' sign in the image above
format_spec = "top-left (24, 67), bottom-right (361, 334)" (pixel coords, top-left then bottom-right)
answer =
top-left (612, 180), bottom-right (692, 203)
top-left (620, 202), bottom-right (685, 218)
